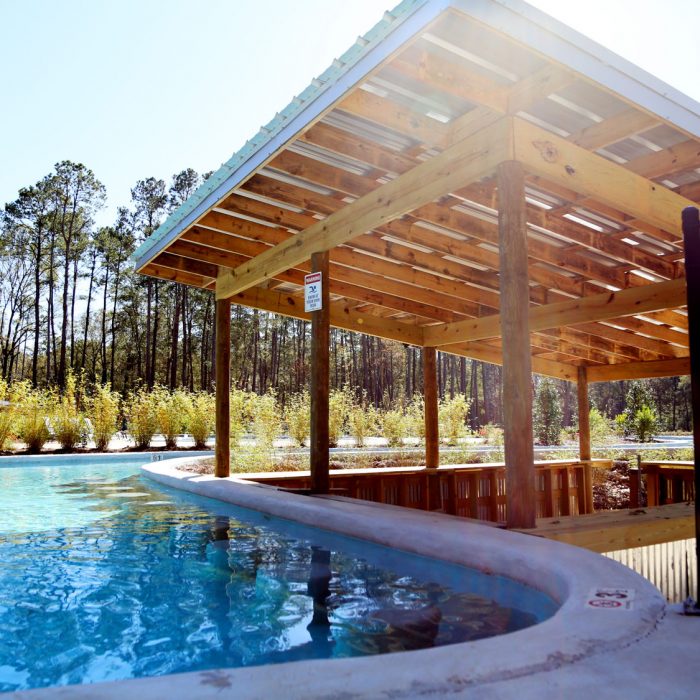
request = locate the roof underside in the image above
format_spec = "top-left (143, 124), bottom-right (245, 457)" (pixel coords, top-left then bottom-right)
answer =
top-left (134, 0), bottom-right (700, 384)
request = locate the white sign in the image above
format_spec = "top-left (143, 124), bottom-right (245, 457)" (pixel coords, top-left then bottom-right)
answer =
top-left (585, 588), bottom-right (635, 611)
top-left (304, 272), bottom-right (323, 312)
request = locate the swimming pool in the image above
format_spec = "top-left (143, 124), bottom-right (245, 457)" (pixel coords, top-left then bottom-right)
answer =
top-left (0, 454), bottom-right (556, 692)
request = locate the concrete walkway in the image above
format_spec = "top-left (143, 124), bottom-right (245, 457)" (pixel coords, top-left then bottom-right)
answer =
top-left (474, 602), bottom-right (700, 699)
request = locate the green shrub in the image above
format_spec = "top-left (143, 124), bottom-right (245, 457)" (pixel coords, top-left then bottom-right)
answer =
top-left (480, 422), bottom-right (503, 446)
top-left (621, 381), bottom-right (655, 436)
top-left (405, 395), bottom-right (425, 444)
top-left (52, 373), bottom-right (88, 451)
top-left (632, 405), bottom-right (657, 443)
top-left (0, 379), bottom-right (13, 450)
top-left (249, 390), bottom-right (281, 453)
top-left (329, 387), bottom-right (351, 447)
top-left (12, 381), bottom-right (51, 453)
top-left (381, 409), bottom-right (407, 447)
top-left (229, 388), bottom-right (249, 448)
top-left (589, 407), bottom-right (613, 446)
top-left (285, 391), bottom-right (310, 447)
top-left (613, 413), bottom-right (626, 436)
top-left (87, 383), bottom-right (121, 451)
top-left (348, 400), bottom-right (377, 448)
top-left (126, 387), bottom-right (160, 449)
top-left (439, 394), bottom-right (471, 446)
top-left (152, 387), bottom-right (190, 449)
top-left (188, 392), bottom-right (215, 449)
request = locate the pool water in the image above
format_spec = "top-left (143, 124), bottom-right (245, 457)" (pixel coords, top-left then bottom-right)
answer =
top-left (0, 455), bottom-right (558, 691)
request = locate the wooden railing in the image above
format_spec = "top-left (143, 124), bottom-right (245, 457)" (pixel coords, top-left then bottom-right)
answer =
top-left (245, 459), bottom-right (605, 524)
top-left (632, 461), bottom-right (695, 507)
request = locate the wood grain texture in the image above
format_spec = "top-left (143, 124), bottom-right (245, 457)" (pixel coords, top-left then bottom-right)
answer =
top-left (498, 161), bottom-right (536, 529)
top-left (214, 297), bottom-right (231, 478)
top-left (423, 347), bottom-right (439, 469)
top-left (310, 252), bottom-right (330, 494)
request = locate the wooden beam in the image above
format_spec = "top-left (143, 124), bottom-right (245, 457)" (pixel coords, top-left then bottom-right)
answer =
top-left (513, 116), bottom-right (696, 236)
top-left (310, 252), bottom-right (330, 494)
top-left (227, 285), bottom-right (424, 346)
top-left (569, 109), bottom-right (658, 150)
top-left (424, 278), bottom-right (686, 347)
top-left (587, 357), bottom-right (690, 383)
top-left (577, 366), bottom-right (593, 514)
top-left (498, 161), bottom-right (536, 529)
top-left (214, 297), bottom-right (231, 478)
top-left (507, 64), bottom-right (574, 115)
top-left (423, 347), bottom-right (439, 469)
top-left (216, 118), bottom-right (512, 299)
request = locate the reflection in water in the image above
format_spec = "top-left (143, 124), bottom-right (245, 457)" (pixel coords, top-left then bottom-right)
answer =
top-left (0, 468), bottom-right (556, 692)
top-left (307, 547), bottom-right (332, 648)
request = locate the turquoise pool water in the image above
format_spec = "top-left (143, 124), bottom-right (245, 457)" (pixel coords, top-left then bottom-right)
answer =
top-left (0, 455), bottom-right (558, 691)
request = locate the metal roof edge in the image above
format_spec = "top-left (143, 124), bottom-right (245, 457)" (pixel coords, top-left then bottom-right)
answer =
top-left (133, 0), bottom-right (448, 272)
top-left (453, 0), bottom-right (700, 138)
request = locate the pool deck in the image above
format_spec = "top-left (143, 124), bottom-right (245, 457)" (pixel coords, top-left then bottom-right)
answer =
top-left (8, 459), bottom-right (699, 700)
top-left (518, 502), bottom-right (696, 552)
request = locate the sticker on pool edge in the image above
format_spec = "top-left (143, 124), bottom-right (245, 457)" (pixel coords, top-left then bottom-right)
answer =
top-left (585, 588), bottom-right (635, 610)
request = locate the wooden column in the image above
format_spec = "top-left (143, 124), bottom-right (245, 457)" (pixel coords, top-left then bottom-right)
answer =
top-left (577, 366), bottom-right (593, 513)
top-left (497, 160), bottom-right (536, 529)
top-left (423, 346), bottom-right (439, 468)
top-left (681, 206), bottom-right (700, 605)
top-left (310, 251), bottom-right (330, 494)
top-left (215, 298), bottom-right (231, 478)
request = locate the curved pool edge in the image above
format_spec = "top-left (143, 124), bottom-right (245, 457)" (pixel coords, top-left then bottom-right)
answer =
top-left (136, 460), bottom-right (664, 697)
top-left (7, 458), bottom-right (666, 699)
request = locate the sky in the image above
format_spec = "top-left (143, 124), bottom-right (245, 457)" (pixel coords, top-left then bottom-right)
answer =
top-left (1, 0), bottom-right (698, 226)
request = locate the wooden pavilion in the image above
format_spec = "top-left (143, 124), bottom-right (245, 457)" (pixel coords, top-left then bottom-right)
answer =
top-left (133, 0), bottom-right (700, 529)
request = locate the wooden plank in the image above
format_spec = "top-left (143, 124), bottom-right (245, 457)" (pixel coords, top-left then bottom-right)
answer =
top-left (498, 161), bottom-right (536, 529)
top-left (229, 286), bottom-right (425, 346)
top-left (336, 88), bottom-right (449, 148)
top-left (513, 117), bottom-right (696, 236)
top-left (577, 367), bottom-right (593, 515)
top-left (569, 109), bottom-right (659, 150)
top-left (423, 347), bottom-right (439, 469)
top-left (627, 140), bottom-right (700, 180)
top-left (153, 251), bottom-right (218, 279)
top-left (519, 503), bottom-right (696, 552)
top-left (507, 64), bottom-right (574, 115)
top-left (392, 46), bottom-right (509, 113)
top-left (214, 297), bottom-right (231, 478)
top-left (447, 340), bottom-right (578, 382)
top-left (587, 357), bottom-right (690, 383)
top-left (310, 252), bottom-right (330, 494)
top-left (424, 278), bottom-right (686, 347)
top-left (216, 118), bottom-right (512, 299)
top-left (140, 263), bottom-right (210, 288)
top-left (577, 366), bottom-right (591, 460)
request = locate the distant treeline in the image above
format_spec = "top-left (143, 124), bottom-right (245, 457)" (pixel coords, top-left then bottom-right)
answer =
top-left (0, 161), bottom-right (692, 431)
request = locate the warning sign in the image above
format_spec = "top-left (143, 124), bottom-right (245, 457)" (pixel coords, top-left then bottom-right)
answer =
top-left (304, 272), bottom-right (323, 312)
top-left (585, 588), bottom-right (635, 611)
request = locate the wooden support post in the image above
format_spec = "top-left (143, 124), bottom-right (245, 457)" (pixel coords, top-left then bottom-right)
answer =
top-left (498, 161), bottom-right (536, 529)
top-left (310, 251), bottom-right (330, 494)
top-left (682, 205), bottom-right (700, 606)
top-left (215, 298), bottom-right (231, 478)
top-left (423, 346), bottom-right (439, 468)
top-left (577, 366), bottom-right (594, 513)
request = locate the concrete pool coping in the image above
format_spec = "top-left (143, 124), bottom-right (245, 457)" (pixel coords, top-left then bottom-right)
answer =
top-left (10, 457), bottom-right (695, 699)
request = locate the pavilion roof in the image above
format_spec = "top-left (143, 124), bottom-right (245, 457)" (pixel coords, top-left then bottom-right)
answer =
top-left (133, 0), bottom-right (700, 383)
